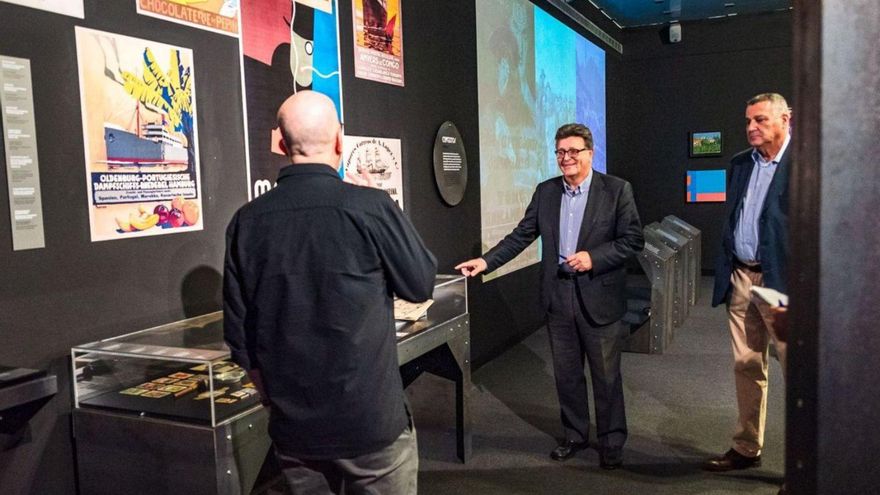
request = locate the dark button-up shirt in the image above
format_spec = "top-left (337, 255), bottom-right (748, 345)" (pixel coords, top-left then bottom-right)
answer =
top-left (224, 164), bottom-right (436, 459)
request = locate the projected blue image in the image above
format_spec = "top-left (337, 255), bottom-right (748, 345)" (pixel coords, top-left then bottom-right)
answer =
top-left (576, 37), bottom-right (606, 173)
top-left (477, 0), bottom-right (607, 279)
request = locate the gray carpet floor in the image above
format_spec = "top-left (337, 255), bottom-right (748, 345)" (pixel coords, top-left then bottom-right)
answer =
top-left (409, 276), bottom-right (786, 495)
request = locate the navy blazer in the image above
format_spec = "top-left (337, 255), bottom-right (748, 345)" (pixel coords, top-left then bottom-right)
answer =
top-left (712, 146), bottom-right (790, 307)
top-left (483, 172), bottom-right (644, 325)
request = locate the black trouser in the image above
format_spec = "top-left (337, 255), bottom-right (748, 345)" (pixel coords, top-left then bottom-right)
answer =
top-left (546, 277), bottom-right (628, 450)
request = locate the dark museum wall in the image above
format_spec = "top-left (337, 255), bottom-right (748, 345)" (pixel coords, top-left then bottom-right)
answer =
top-left (0, 2), bottom-right (791, 494)
top-left (614, 12), bottom-right (793, 271)
top-left (0, 2), bottom-right (248, 494)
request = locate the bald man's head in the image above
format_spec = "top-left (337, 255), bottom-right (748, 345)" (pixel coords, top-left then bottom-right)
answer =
top-left (276, 91), bottom-right (342, 165)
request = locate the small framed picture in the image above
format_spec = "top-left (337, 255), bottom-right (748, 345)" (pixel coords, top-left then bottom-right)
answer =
top-left (689, 131), bottom-right (722, 157)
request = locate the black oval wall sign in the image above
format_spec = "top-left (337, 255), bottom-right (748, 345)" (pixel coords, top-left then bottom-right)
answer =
top-left (432, 121), bottom-right (467, 206)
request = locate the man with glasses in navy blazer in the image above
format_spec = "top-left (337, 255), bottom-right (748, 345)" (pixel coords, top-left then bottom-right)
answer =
top-left (456, 123), bottom-right (643, 469)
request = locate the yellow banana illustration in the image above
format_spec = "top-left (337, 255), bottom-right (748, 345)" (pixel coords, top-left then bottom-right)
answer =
top-left (129, 213), bottom-right (160, 231)
top-left (115, 216), bottom-right (133, 232)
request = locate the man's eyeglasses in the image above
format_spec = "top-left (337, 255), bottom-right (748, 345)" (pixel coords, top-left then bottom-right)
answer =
top-left (554, 148), bottom-right (589, 159)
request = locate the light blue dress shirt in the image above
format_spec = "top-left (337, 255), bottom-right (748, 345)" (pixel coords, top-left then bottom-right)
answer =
top-left (734, 134), bottom-right (790, 263)
top-left (559, 171), bottom-right (593, 270)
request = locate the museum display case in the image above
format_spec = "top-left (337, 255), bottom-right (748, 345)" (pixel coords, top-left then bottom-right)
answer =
top-left (72, 312), bottom-right (259, 427)
top-left (71, 313), bottom-right (269, 495)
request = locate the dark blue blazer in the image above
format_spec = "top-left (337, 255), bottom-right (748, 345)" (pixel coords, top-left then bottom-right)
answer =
top-left (483, 172), bottom-right (644, 325)
top-left (712, 145), bottom-right (790, 307)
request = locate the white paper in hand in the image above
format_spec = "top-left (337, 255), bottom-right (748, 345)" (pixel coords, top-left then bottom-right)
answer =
top-left (750, 286), bottom-right (789, 307)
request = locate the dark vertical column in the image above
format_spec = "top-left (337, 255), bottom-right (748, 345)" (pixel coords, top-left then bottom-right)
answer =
top-left (787, 1), bottom-right (820, 492)
top-left (789, 1), bottom-right (880, 493)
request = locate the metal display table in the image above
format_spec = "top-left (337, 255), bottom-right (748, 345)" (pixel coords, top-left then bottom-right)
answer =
top-left (72, 275), bottom-right (469, 495)
top-left (397, 275), bottom-right (471, 462)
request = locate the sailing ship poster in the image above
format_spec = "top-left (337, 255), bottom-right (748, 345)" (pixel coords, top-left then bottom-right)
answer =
top-left (241, 0), bottom-right (344, 200)
top-left (352, 0), bottom-right (404, 86)
top-left (136, 0), bottom-right (240, 37)
top-left (343, 135), bottom-right (403, 209)
top-left (75, 27), bottom-right (203, 242)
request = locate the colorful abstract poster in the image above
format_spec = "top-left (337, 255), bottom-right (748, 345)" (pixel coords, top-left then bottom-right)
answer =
top-left (686, 169), bottom-right (726, 202)
top-left (241, 0), bottom-right (344, 200)
top-left (343, 135), bottom-right (403, 209)
top-left (136, 0), bottom-right (240, 37)
top-left (352, 0), bottom-right (403, 86)
top-left (75, 27), bottom-right (203, 242)
top-left (0, 0), bottom-right (83, 18)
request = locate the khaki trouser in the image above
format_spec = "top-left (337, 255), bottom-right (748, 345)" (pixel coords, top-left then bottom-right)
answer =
top-left (727, 264), bottom-right (787, 457)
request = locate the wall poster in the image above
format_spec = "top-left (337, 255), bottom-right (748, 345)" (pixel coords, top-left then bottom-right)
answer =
top-left (343, 135), bottom-right (403, 209)
top-left (136, 0), bottom-right (241, 37)
top-left (0, 0), bottom-right (83, 18)
top-left (75, 27), bottom-right (203, 242)
top-left (241, 0), bottom-right (343, 200)
top-left (351, 0), bottom-right (403, 86)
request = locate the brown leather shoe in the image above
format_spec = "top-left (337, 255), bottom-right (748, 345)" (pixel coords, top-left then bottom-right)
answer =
top-left (703, 449), bottom-right (761, 471)
top-left (550, 440), bottom-right (589, 461)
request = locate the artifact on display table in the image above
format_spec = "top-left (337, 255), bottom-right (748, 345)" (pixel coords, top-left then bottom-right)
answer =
top-left (394, 298), bottom-right (433, 321)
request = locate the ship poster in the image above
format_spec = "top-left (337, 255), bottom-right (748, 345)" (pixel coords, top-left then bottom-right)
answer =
top-left (351, 0), bottom-right (404, 86)
top-left (75, 27), bottom-right (203, 242)
top-left (136, 0), bottom-right (240, 37)
top-left (343, 135), bottom-right (403, 210)
top-left (0, 0), bottom-right (83, 18)
top-left (241, 0), bottom-right (344, 200)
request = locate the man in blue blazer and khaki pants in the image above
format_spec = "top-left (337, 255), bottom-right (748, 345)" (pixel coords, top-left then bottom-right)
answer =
top-left (704, 93), bottom-right (791, 486)
top-left (456, 123), bottom-right (644, 469)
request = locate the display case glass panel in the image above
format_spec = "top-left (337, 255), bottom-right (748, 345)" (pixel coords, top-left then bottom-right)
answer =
top-left (72, 312), bottom-right (260, 427)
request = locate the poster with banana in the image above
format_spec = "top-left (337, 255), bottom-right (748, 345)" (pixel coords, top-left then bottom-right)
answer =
top-left (75, 27), bottom-right (203, 242)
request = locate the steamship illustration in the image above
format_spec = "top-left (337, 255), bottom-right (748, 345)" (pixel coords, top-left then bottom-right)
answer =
top-left (103, 105), bottom-right (188, 168)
